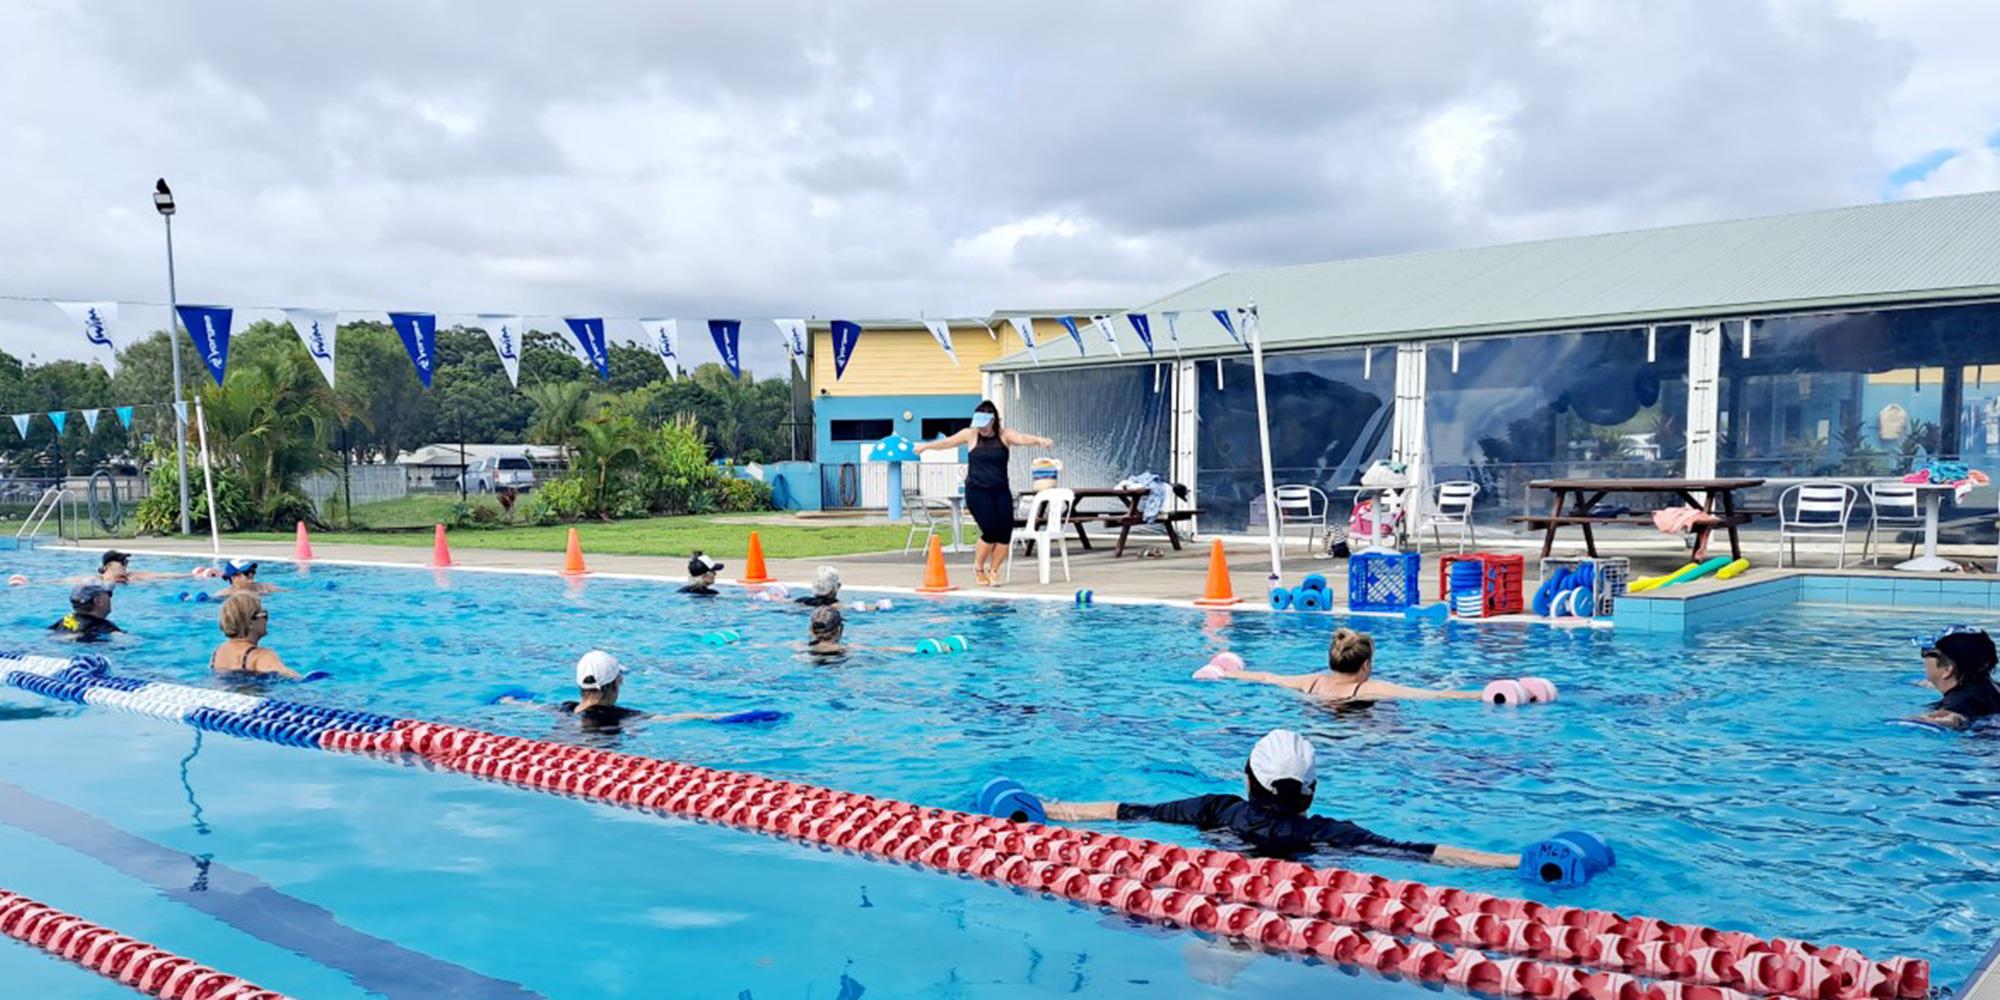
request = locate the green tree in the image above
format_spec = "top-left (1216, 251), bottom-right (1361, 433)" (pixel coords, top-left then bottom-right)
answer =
top-left (524, 380), bottom-right (596, 451)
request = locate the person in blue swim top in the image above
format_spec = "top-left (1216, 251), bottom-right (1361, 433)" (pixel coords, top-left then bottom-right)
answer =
top-left (545, 650), bottom-right (730, 729)
top-left (1042, 729), bottom-right (1517, 867)
top-left (1229, 628), bottom-right (1484, 704)
top-left (50, 583), bottom-right (122, 642)
top-left (209, 593), bottom-right (298, 678)
top-left (1911, 626), bottom-right (2000, 730)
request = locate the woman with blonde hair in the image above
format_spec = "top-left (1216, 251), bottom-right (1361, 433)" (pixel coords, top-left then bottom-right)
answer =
top-left (1229, 628), bottom-right (1483, 704)
top-left (210, 592), bottom-right (299, 678)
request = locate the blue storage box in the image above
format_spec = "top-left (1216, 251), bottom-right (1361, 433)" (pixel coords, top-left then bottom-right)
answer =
top-left (1349, 551), bottom-right (1422, 612)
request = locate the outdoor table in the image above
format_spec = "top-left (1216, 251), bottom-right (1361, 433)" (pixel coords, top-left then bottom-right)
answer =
top-left (1017, 487), bottom-right (1190, 558)
top-left (1893, 481), bottom-right (1962, 573)
top-left (939, 494), bottom-right (967, 553)
top-left (1519, 478), bottom-right (1764, 560)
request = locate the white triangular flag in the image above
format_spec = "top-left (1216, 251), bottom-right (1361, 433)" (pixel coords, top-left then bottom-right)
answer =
top-left (1006, 316), bottom-right (1040, 365)
top-left (480, 315), bottom-right (525, 386)
top-left (283, 308), bottom-right (339, 387)
top-left (773, 319), bottom-right (808, 366)
top-left (10, 414), bottom-right (28, 439)
top-left (51, 301), bottom-right (120, 362)
top-left (640, 318), bottom-right (681, 378)
top-left (923, 320), bottom-right (959, 366)
top-left (81, 409), bottom-right (100, 432)
top-left (1089, 315), bottom-right (1123, 357)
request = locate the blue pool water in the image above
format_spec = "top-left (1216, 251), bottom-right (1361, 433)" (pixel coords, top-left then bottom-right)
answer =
top-left (0, 547), bottom-right (1995, 997)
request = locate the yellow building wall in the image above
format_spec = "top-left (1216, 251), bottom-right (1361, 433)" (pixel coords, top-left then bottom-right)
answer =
top-left (812, 324), bottom-right (1025, 397)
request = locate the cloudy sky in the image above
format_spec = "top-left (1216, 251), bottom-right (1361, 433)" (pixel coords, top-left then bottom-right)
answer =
top-left (2, 0), bottom-right (1997, 377)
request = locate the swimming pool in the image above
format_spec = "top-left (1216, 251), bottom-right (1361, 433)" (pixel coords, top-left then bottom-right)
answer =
top-left (0, 547), bottom-right (1989, 997)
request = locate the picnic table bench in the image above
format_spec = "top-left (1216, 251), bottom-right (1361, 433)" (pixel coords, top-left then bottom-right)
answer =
top-left (1014, 486), bottom-right (1202, 558)
top-left (1510, 477), bottom-right (1765, 560)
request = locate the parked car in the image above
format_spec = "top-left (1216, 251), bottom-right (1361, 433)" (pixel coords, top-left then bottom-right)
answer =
top-left (459, 456), bottom-right (536, 493)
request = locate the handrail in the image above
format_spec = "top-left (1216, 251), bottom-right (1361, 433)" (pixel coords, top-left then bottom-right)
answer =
top-left (15, 486), bottom-right (68, 541)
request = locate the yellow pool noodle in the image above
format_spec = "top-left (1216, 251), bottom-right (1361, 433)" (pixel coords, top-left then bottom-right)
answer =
top-left (1714, 558), bottom-right (1750, 580)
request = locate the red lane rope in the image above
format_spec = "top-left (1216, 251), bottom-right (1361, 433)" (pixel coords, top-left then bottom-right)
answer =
top-left (324, 721), bottom-right (1925, 1000)
top-left (0, 889), bottom-right (292, 1000)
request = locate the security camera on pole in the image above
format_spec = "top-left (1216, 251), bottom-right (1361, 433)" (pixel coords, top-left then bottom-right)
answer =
top-left (153, 178), bottom-right (191, 535)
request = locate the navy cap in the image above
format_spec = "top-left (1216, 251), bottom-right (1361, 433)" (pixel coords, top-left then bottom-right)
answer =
top-left (69, 583), bottom-right (112, 609)
top-left (687, 553), bottom-right (723, 576)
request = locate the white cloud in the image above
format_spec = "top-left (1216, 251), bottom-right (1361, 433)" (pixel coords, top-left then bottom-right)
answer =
top-left (1902, 146), bottom-right (2000, 199)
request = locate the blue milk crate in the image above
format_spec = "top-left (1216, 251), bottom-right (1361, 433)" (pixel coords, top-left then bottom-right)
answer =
top-left (1348, 551), bottom-right (1422, 612)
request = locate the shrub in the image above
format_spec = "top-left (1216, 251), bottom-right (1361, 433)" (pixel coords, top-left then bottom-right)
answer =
top-left (715, 477), bottom-right (772, 513)
top-left (470, 502), bottom-right (502, 526)
top-left (134, 461), bottom-right (252, 534)
top-left (258, 491), bottom-right (318, 531)
top-left (640, 415), bottom-right (719, 515)
top-left (532, 477), bottom-right (590, 522)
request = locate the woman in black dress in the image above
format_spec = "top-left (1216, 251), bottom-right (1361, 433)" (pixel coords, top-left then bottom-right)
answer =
top-left (914, 400), bottom-right (1053, 587)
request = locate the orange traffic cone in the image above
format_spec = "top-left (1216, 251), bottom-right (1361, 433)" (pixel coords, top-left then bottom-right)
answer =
top-left (915, 535), bottom-right (955, 593)
top-left (741, 531), bottom-right (773, 584)
top-left (294, 521), bottom-right (315, 562)
top-left (562, 527), bottom-right (588, 575)
top-left (1192, 539), bottom-right (1240, 606)
top-left (430, 523), bottom-right (452, 568)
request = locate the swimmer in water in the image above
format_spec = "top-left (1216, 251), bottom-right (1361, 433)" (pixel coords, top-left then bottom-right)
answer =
top-left (1910, 626), bottom-right (2000, 730)
top-left (801, 606), bottom-right (909, 658)
top-left (218, 560), bottom-right (281, 595)
top-left (1228, 628), bottom-right (1484, 703)
top-left (50, 583), bottom-right (122, 642)
top-left (680, 553), bottom-right (723, 596)
top-left (795, 565), bottom-right (841, 607)
top-left (534, 650), bottom-right (730, 729)
top-left (209, 592), bottom-right (299, 678)
top-left (1044, 729), bottom-right (1518, 866)
top-left (75, 549), bottom-right (180, 587)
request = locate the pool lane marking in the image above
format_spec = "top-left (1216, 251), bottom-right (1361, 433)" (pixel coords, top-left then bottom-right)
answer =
top-left (106, 545), bottom-right (1612, 625)
top-left (0, 780), bottom-right (543, 1000)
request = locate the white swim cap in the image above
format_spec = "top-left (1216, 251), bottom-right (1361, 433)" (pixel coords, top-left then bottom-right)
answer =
top-left (576, 649), bottom-right (623, 690)
top-left (814, 565), bottom-right (841, 596)
top-left (1248, 729), bottom-right (1317, 791)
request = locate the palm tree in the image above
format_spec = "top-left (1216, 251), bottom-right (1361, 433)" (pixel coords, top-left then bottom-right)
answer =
top-left (524, 380), bottom-right (595, 452)
top-left (572, 414), bottom-right (643, 518)
top-left (202, 353), bottom-right (337, 509)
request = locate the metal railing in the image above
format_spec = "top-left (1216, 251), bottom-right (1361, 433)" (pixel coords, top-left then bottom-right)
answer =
top-left (15, 487), bottom-right (68, 542)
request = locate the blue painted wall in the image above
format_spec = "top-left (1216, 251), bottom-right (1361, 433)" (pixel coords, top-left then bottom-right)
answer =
top-left (813, 393), bottom-right (981, 466)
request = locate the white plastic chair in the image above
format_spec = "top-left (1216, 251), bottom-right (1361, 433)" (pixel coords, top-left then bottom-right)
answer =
top-left (1008, 487), bottom-right (1075, 585)
top-left (1273, 485), bottom-right (1329, 552)
top-left (1863, 481), bottom-right (1924, 566)
top-left (1778, 481), bottom-right (1858, 568)
top-left (1424, 481), bottom-right (1480, 553)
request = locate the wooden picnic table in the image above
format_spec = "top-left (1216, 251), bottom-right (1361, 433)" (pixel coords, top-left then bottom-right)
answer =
top-left (1513, 477), bottom-right (1765, 560)
top-left (1016, 486), bottom-right (1200, 558)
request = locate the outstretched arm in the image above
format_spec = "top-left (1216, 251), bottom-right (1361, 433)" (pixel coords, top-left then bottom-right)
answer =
top-left (1229, 670), bottom-right (1320, 693)
top-left (653, 710), bottom-right (731, 722)
top-left (1043, 801), bottom-right (1120, 821)
top-left (1432, 845), bottom-right (1520, 868)
top-left (1002, 429), bottom-right (1053, 448)
top-left (914, 429), bottom-right (973, 454)
top-left (1369, 681), bottom-right (1484, 702)
top-left (1911, 709), bottom-right (1969, 730)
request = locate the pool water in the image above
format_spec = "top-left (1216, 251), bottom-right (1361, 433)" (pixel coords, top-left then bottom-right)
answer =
top-left (0, 548), bottom-right (1994, 997)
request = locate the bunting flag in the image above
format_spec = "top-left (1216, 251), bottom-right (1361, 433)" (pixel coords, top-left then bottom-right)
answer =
top-left (480, 315), bottom-right (524, 387)
top-left (115, 406), bottom-right (134, 429)
top-left (1005, 316), bottom-right (1039, 365)
top-left (1089, 315), bottom-right (1123, 357)
top-left (1126, 313), bottom-right (1155, 357)
top-left (830, 320), bottom-right (862, 380)
top-left (387, 312), bottom-right (437, 388)
top-left (51, 301), bottom-right (119, 361)
top-left (708, 319), bottom-right (743, 378)
top-left (640, 318), bottom-right (680, 378)
top-left (1058, 315), bottom-right (1086, 355)
top-left (1162, 311), bottom-right (1183, 354)
top-left (174, 305), bottom-right (234, 385)
top-left (48, 412), bottom-right (66, 434)
top-left (923, 320), bottom-right (959, 366)
top-left (1212, 308), bottom-right (1242, 346)
top-left (564, 317), bottom-right (610, 380)
top-left (81, 409), bottom-right (99, 433)
top-left (773, 319), bottom-right (808, 368)
top-left (283, 308), bottom-right (339, 388)
top-left (10, 415), bottom-right (28, 439)
top-left (172, 402), bottom-right (187, 425)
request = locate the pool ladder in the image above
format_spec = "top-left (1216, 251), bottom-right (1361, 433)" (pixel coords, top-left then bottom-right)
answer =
top-left (15, 487), bottom-right (69, 543)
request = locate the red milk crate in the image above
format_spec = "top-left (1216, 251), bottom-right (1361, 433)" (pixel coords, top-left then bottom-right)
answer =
top-left (1438, 552), bottom-right (1525, 618)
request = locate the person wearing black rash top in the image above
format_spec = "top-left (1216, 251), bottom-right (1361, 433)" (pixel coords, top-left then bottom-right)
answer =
top-left (913, 400), bottom-right (1053, 588)
top-left (1912, 627), bottom-right (2000, 730)
top-left (1043, 729), bottom-right (1518, 867)
top-left (49, 583), bottom-right (121, 643)
top-left (680, 553), bottom-right (723, 596)
top-left (543, 650), bottom-right (729, 730)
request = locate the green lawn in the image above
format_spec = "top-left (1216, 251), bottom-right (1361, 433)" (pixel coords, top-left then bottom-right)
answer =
top-left (235, 508), bottom-right (907, 560)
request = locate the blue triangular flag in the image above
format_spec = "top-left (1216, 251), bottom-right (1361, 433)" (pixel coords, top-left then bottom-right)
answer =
top-left (830, 320), bottom-right (862, 380)
top-left (1126, 314), bottom-right (1155, 357)
top-left (81, 409), bottom-right (99, 433)
top-left (707, 319), bottom-right (743, 378)
top-left (1211, 309), bottom-right (1241, 346)
top-left (10, 414), bottom-right (28, 439)
top-left (175, 305), bottom-right (234, 385)
top-left (48, 412), bottom-right (66, 434)
top-left (115, 406), bottom-right (134, 429)
top-left (387, 312), bottom-right (437, 388)
top-left (1058, 316), bottom-right (1086, 355)
top-left (564, 317), bottom-right (610, 379)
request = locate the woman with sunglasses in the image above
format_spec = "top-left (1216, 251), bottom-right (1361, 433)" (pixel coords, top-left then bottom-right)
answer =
top-left (210, 592), bottom-right (300, 679)
top-left (914, 400), bottom-right (1054, 587)
top-left (1910, 626), bottom-right (2000, 730)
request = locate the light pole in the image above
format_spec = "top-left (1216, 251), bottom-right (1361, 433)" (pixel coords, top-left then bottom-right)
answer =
top-left (154, 178), bottom-right (191, 535)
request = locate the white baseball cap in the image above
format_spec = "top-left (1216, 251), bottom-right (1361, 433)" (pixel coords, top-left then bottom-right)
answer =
top-left (1248, 729), bottom-right (1317, 790)
top-left (576, 650), bottom-right (623, 690)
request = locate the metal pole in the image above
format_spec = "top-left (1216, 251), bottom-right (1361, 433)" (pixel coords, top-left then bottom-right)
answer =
top-left (163, 215), bottom-right (191, 535)
top-left (1248, 302), bottom-right (1283, 582)
top-left (192, 396), bottom-right (221, 558)
top-left (458, 415), bottom-right (468, 501)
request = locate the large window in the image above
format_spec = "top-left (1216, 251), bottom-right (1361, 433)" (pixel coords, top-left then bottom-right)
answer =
top-left (1425, 326), bottom-right (1690, 527)
top-left (1006, 366), bottom-right (1172, 491)
top-left (1196, 348), bottom-right (1390, 533)
top-left (828, 419), bottom-right (893, 441)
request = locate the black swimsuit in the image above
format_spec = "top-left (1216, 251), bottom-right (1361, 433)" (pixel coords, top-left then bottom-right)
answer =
top-left (964, 435), bottom-right (1013, 544)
